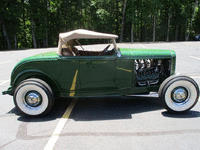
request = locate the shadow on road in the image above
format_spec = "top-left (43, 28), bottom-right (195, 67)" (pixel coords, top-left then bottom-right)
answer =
top-left (161, 110), bottom-right (200, 118)
top-left (69, 96), bottom-right (162, 121)
top-left (7, 98), bottom-right (72, 122)
top-left (7, 96), bottom-right (200, 122)
top-left (69, 96), bottom-right (200, 121)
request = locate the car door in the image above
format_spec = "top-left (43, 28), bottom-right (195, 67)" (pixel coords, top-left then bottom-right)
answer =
top-left (115, 58), bottom-right (134, 89)
top-left (57, 56), bottom-right (80, 93)
top-left (79, 55), bottom-right (116, 92)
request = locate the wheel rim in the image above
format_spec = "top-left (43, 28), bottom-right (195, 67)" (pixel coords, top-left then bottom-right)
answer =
top-left (15, 84), bottom-right (49, 115)
top-left (171, 87), bottom-right (188, 103)
top-left (25, 91), bottom-right (42, 107)
top-left (165, 80), bottom-right (197, 112)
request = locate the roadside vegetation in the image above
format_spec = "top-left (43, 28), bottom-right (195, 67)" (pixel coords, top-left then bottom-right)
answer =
top-left (0, 0), bottom-right (199, 50)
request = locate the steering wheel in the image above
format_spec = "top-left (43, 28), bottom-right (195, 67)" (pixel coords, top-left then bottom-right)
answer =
top-left (99, 45), bottom-right (110, 56)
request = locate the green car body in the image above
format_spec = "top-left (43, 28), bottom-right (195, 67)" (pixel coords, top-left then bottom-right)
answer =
top-left (3, 48), bottom-right (176, 97)
top-left (3, 29), bottom-right (198, 116)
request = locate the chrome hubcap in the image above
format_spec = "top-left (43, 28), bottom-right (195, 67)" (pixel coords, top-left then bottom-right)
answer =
top-left (172, 87), bottom-right (188, 103)
top-left (25, 91), bottom-right (42, 107)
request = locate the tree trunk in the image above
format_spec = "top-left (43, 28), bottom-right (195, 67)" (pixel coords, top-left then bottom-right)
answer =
top-left (29, 0), bottom-right (37, 48)
top-left (45, 0), bottom-right (48, 47)
top-left (116, 0), bottom-right (119, 36)
top-left (119, 0), bottom-right (127, 43)
top-left (186, 0), bottom-right (198, 41)
top-left (21, 0), bottom-right (28, 47)
top-left (45, 28), bottom-right (48, 47)
top-left (144, 20), bottom-right (147, 42)
top-left (153, 14), bottom-right (156, 42)
top-left (14, 32), bottom-right (18, 49)
top-left (134, 15), bottom-right (137, 41)
top-left (2, 20), bottom-right (12, 49)
top-left (140, 12), bottom-right (143, 41)
top-left (31, 18), bottom-right (37, 48)
top-left (180, 24), bottom-right (183, 41)
top-left (131, 22), bottom-right (134, 43)
top-left (185, 18), bottom-right (188, 40)
top-left (167, 13), bottom-right (172, 42)
top-left (137, 11), bottom-right (139, 41)
top-left (175, 25), bottom-right (178, 41)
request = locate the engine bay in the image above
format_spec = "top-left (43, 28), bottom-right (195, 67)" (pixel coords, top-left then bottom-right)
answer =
top-left (134, 59), bottom-right (171, 86)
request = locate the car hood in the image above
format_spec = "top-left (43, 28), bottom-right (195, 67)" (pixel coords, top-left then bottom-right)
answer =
top-left (120, 48), bottom-right (176, 59)
top-left (22, 51), bottom-right (59, 61)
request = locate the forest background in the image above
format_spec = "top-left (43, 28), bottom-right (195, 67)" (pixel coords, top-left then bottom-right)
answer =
top-left (0, 0), bottom-right (199, 50)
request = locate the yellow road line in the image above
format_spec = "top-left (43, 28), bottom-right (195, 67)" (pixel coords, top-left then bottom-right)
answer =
top-left (69, 70), bottom-right (79, 97)
top-left (43, 98), bottom-right (77, 150)
top-left (190, 56), bottom-right (200, 61)
top-left (190, 76), bottom-right (200, 79)
top-left (62, 98), bottom-right (78, 118)
top-left (0, 80), bottom-right (9, 86)
top-left (0, 61), bottom-right (13, 65)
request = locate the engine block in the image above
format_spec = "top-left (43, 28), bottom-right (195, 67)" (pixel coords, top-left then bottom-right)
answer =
top-left (135, 59), bottom-right (163, 86)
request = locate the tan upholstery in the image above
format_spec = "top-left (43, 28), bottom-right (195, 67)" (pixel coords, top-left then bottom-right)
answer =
top-left (62, 48), bottom-right (73, 56)
top-left (62, 47), bottom-right (80, 56)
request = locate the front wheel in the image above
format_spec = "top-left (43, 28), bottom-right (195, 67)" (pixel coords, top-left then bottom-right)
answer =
top-left (159, 75), bottom-right (199, 113)
top-left (14, 79), bottom-right (54, 116)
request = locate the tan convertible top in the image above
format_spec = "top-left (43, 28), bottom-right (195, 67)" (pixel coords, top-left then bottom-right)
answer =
top-left (57, 29), bottom-right (118, 55)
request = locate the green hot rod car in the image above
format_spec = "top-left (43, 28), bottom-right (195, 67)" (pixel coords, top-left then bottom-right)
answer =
top-left (3, 29), bottom-right (199, 116)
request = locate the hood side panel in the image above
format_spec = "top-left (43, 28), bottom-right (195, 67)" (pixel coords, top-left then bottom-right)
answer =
top-left (120, 48), bottom-right (176, 59)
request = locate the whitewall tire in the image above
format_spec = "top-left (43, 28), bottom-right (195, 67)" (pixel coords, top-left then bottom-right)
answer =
top-left (14, 79), bottom-right (54, 116)
top-left (159, 75), bottom-right (199, 113)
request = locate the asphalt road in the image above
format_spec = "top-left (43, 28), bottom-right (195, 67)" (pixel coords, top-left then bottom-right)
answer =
top-left (0, 42), bottom-right (200, 150)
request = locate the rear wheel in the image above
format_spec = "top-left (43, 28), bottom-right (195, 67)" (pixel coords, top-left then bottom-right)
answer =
top-left (14, 78), bottom-right (54, 116)
top-left (159, 75), bottom-right (199, 113)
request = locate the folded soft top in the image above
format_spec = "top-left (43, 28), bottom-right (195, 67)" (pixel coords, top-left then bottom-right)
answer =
top-left (57, 29), bottom-right (118, 55)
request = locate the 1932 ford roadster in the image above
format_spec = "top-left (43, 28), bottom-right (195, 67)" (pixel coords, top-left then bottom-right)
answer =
top-left (3, 29), bottom-right (199, 116)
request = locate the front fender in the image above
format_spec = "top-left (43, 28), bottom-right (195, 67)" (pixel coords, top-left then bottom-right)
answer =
top-left (12, 69), bottom-right (46, 86)
top-left (8, 69), bottom-right (60, 96)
